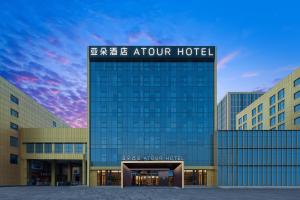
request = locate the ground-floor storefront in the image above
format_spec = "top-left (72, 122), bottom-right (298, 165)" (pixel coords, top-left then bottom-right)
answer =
top-left (22, 159), bottom-right (87, 186)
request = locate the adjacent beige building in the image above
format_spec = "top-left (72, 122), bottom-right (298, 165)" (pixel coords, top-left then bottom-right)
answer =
top-left (19, 128), bottom-right (87, 186)
top-left (0, 76), bottom-right (68, 185)
top-left (236, 67), bottom-right (300, 130)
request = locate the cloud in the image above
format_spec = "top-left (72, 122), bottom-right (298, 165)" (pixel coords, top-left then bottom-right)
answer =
top-left (241, 72), bottom-right (259, 78)
top-left (218, 50), bottom-right (240, 70)
top-left (128, 31), bottom-right (161, 45)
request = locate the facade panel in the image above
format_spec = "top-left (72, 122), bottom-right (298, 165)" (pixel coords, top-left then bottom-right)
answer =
top-left (218, 130), bottom-right (300, 186)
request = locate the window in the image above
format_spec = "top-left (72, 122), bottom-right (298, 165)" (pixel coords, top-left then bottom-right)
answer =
top-left (252, 118), bottom-right (256, 126)
top-left (74, 144), bottom-right (83, 154)
top-left (238, 118), bottom-right (242, 125)
top-left (243, 123), bottom-right (247, 130)
top-left (10, 136), bottom-right (18, 147)
top-left (269, 95), bottom-right (275, 105)
top-left (44, 143), bottom-right (52, 153)
top-left (295, 104), bottom-right (300, 113)
top-left (278, 123), bottom-right (285, 130)
top-left (64, 144), bottom-right (73, 153)
top-left (238, 126), bottom-right (242, 130)
top-left (277, 89), bottom-right (284, 100)
top-left (294, 77), bottom-right (300, 87)
top-left (35, 144), bottom-right (43, 153)
top-left (55, 144), bottom-right (63, 153)
top-left (252, 108), bottom-right (256, 117)
top-left (26, 144), bottom-right (34, 153)
top-left (258, 123), bottom-right (263, 130)
top-left (258, 113), bottom-right (263, 122)
top-left (258, 104), bottom-right (263, 112)
top-left (10, 122), bottom-right (18, 131)
top-left (10, 108), bottom-right (19, 118)
top-left (294, 117), bottom-right (300, 125)
top-left (252, 127), bottom-right (257, 130)
top-left (270, 117), bottom-right (276, 127)
top-left (278, 100), bottom-right (284, 111)
top-left (10, 94), bottom-right (19, 105)
top-left (53, 121), bottom-right (57, 127)
top-left (294, 91), bottom-right (300, 100)
top-left (269, 106), bottom-right (276, 116)
top-left (243, 114), bottom-right (247, 122)
top-left (10, 154), bottom-right (18, 164)
top-left (278, 112), bottom-right (285, 123)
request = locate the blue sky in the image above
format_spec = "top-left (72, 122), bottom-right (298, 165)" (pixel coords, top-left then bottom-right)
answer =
top-left (0, 0), bottom-right (299, 127)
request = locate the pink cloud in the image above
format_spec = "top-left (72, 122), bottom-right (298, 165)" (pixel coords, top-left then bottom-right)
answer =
top-left (218, 50), bottom-right (240, 70)
top-left (16, 75), bottom-right (39, 83)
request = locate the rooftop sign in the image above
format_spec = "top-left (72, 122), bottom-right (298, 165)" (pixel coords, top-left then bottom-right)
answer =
top-left (89, 46), bottom-right (215, 61)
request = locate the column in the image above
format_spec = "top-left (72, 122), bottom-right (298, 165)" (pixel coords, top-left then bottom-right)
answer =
top-left (67, 162), bottom-right (71, 183)
top-left (82, 159), bottom-right (86, 185)
top-left (51, 160), bottom-right (56, 186)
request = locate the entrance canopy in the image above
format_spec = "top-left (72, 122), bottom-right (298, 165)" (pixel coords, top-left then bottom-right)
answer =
top-left (121, 161), bottom-right (184, 188)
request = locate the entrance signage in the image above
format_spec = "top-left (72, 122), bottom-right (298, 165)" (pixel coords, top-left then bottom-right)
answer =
top-left (122, 154), bottom-right (183, 161)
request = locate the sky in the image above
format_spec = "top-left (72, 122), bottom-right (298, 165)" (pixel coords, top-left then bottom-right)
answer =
top-left (0, 0), bottom-right (300, 128)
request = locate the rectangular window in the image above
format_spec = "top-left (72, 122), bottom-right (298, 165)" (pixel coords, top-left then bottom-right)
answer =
top-left (269, 106), bottom-right (276, 116)
top-left (278, 112), bottom-right (285, 123)
top-left (44, 143), bottom-right (52, 153)
top-left (252, 117), bottom-right (256, 126)
top-left (64, 144), bottom-right (73, 153)
top-left (10, 154), bottom-right (18, 164)
top-left (35, 144), bottom-right (43, 153)
top-left (238, 126), bottom-right (242, 130)
top-left (258, 104), bottom-right (263, 112)
top-left (53, 121), bottom-right (57, 127)
top-left (252, 127), bottom-right (257, 130)
top-left (252, 108), bottom-right (256, 116)
top-left (243, 114), bottom-right (247, 122)
top-left (294, 117), bottom-right (300, 125)
top-left (243, 123), bottom-right (247, 130)
top-left (294, 78), bottom-right (300, 87)
top-left (10, 108), bottom-right (19, 118)
top-left (295, 104), bottom-right (300, 113)
top-left (294, 91), bottom-right (300, 100)
top-left (10, 122), bottom-right (18, 131)
top-left (277, 89), bottom-right (284, 100)
top-left (74, 144), bottom-right (83, 154)
top-left (269, 95), bottom-right (275, 105)
top-left (238, 118), bottom-right (242, 125)
top-left (258, 123), bottom-right (263, 130)
top-left (258, 113), bottom-right (263, 122)
top-left (26, 144), bottom-right (34, 153)
top-left (10, 94), bottom-right (19, 105)
top-left (55, 143), bottom-right (63, 153)
top-left (10, 136), bottom-right (18, 147)
top-left (270, 117), bottom-right (276, 127)
top-left (278, 100), bottom-right (285, 111)
top-left (278, 123), bottom-right (285, 130)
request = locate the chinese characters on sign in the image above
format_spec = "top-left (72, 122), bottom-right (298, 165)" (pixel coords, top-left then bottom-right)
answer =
top-left (122, 154), bottom-right (184, 161)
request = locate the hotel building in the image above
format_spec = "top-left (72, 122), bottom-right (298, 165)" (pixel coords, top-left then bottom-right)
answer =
top-left (88, 46), bottom-right (216, 187)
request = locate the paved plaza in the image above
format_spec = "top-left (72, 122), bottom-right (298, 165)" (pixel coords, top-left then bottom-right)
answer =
top-left (1, 186), bottom-right (300, 200)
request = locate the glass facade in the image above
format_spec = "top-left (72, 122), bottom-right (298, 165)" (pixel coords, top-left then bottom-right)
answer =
top-left (218, 130), bottom-right (300, 186)
top-left (90, 60), bottom-right (215, 167)
top-left (217, 93), bottom-right (263, 130)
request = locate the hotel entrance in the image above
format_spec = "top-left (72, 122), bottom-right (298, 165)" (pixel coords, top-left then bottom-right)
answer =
top-left (121, 161), bottom-right (184, 188)
top-left (131, 169), bottom-right (174, 186)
